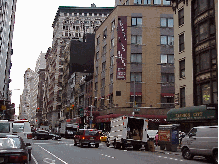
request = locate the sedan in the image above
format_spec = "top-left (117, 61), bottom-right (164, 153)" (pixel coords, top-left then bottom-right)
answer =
top-left (0, 134), bottom-right (31, 164)
top-left (50, 133), bottom-right (62, 140)
top-left (32, 130), bottom-right (52, 140)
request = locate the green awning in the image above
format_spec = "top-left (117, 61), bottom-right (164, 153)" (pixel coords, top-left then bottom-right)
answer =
top-left (167, 105), bottom-right (216, 121)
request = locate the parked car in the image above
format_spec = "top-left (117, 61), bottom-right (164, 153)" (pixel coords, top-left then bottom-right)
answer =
top-left (74, 129), bottom-right (101, 148)
top-left (32, 130), bottom-right (52, 140)
top-left (181, 126), bottom-right (218, 163)
top-left (0, 134), bottom-right (31, 164)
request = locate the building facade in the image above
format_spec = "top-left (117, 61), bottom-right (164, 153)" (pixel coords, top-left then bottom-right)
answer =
top-left (0, 0), bottom-right (17, 113)
top-left (167, 0), bottom-right (218, 132)
top-left (45, 5), bottom-right (114, 129)
top-left (19, 68), bottom-right (35, 121)
top-left (94, 1), bottom-right (174, 118)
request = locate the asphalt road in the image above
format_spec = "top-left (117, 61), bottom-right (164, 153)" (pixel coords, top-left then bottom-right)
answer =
top-left (30, 138), bottom-right (212, 164)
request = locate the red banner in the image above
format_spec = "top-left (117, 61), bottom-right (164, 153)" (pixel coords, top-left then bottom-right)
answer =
top-left (117, 16), bottom-right (127, 80)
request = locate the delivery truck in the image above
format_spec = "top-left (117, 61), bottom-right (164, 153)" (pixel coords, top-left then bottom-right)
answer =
top-left (60, 122), bottom-right (78, 138)
top-left (106, 116), bottom-right (149, 150)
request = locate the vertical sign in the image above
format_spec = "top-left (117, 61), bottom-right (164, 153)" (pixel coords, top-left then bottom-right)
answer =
top-left (117, 16), bottom-right (127, 80)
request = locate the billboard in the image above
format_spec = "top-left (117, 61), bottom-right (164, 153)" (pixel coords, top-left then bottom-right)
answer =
top-left (117, 16), bottom-right (127, 80)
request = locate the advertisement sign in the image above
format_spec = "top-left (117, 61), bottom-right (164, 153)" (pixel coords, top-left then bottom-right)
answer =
top-left (117, 16), bottom-right (127, 80)
top-left (158, 130), bottom-right (171, 142)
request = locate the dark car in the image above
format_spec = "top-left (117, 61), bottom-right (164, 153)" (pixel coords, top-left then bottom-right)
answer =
top-left (49, 133), bottom-right (62, 140)
top-left (32, 130), bottom-right (52, 140)
top-left (0, 134), bottom-right (31, 164)
top-left (74, 129), bottom-right (101, 148)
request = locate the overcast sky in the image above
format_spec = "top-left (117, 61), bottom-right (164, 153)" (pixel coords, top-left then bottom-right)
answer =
top-left (10, 0), bottom-right (115, 115)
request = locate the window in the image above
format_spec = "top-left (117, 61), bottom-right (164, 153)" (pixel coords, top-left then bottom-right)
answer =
top-left (160, 18), bottom-right (173, 27)
top-left (131, 53), bottom-right (142, 63)
top-left (161, 73), bottom-right (175, 83)
top-left (193, 0), bottom-right (211, 16)
top-left (163, 0), bottom-right (170, 5)
top-left (111, 20), bottom-right (115, 31)
top-left (111, 38), bottom-right (115, 48)
top-left (110, 74), bottom-right (113, 83)
top-left (102, 62), bottom-right (106, 71)
top-left (160, 35), bottom-right (174, 45)
top-left (179, 33), bottom-right (184, 52)
top-left (161, 54), bottom-right (174, 63)
top-left (95, 67), bottom-right (98, 75)
top-left (144, 0), bottom-right (151, 4)
top-left (110, 56), bottom-right (114, 66)
top-left (96, 51), bottom-right (99, 60)
top-left (131, 35), bottom-right (142, 44)
top-left (130, 72), bottom-right (142, 82)
top-left (178, 8), bottom-right (184, 26)
top-left (134, 0), bottom-right (142, 4)
top-left (201, 83), bottom-right (211, 104)
top-left (116, 91), bottom-right (121, 96)
top-left (154, 0), bottom-right (161, 4)
top-left (95, 82), bottom-right (98, 91)
top-left (200, 51), bottom-right (210, 71)
top-left (130, 96), bottom-right (142, 107)
top-left (131, 17), bottom-right (142, 26)
top-left (180, 87), bottom-right (185, 107)
top-left (103, 29), bottom-right (107, 39)
top-left (101, 78), bottom-right (105, 88)
top-left (213, 81), bottom-right (218, 104)
top-left (103, 45), bottom-right (107, 55)
top-left (84, 20), bottom-right (90, 24)
top-left (97, 37), bottom-right (100, 45)
top-left (199, 22), bottom-right (208, 41)
top-left (179, 60), bottom-right (185, 78)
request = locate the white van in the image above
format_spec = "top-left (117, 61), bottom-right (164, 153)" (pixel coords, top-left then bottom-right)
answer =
top-left (181, 126), bottom-right (218, 163)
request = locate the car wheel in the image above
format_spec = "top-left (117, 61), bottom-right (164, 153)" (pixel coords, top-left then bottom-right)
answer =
top-left (213, 150), bottom-right (218, 164)
top-left (74, 140), bottom-right (77, 146)
top-left (95, 143), bottom-right (99, 148)
top-left (80, 141), bottom-right (84, 148)
top-left (34, 136), bottom-right (38, 140)
top-left (182, 148), bottom-right (194, 160)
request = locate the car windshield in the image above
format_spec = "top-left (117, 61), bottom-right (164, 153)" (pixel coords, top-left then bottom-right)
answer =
top-left (12, 123), bottom-right (24, 133)
top-left (0, 123), bottom-right (10, 133)
top-left (0, 137), bottom-right (21, 149)
top-left (85, 130), bottom-right (98, 136)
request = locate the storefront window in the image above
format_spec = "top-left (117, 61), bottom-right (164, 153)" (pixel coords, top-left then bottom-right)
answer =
top-left (201, 83), bottom-right (211, 104)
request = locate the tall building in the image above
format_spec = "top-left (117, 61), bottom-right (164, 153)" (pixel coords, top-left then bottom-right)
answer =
top-left (167, 0), bottom-right (218, 132)
top-left (19, 68), bottom-right (35, 120)
top-left (0, 0), bottom-right (17, 110)
top-left (94, 0), bottom-right (173, 129)
top-left (46, 4), bottom-right (114, 129)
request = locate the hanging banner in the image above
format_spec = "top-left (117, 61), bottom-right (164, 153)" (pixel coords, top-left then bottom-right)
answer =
top-left (117, 16), bottom-right (127, 80)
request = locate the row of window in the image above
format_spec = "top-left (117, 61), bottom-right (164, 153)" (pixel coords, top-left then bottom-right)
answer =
top-left (63, 12), bottom-right (108, 17)
top-left (97, 17), bottom-right (173, 41)
top-left (132, 0), bottom-right (170, 5)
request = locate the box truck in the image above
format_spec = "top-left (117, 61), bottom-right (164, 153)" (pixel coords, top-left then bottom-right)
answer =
top-left (106, 116), bottom-right (149, 150)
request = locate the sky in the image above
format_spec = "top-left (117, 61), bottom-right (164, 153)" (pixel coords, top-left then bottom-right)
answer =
top-left (10, 0), bottom-right (115, 115)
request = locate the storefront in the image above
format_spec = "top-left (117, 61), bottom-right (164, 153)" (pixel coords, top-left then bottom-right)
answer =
top-left (167, 105), bottom-right (217, 133)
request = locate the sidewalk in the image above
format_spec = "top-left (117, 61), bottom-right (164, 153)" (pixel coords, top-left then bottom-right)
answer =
top-left (154, 145), bottom-right (181, 156)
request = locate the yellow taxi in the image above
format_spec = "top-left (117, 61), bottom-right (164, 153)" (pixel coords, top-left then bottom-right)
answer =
top-left (100, 132), bottom-right (108, 142)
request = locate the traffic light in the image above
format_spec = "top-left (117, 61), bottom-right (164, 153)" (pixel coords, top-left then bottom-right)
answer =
top-left (71, 105), bottom-right (74, 109)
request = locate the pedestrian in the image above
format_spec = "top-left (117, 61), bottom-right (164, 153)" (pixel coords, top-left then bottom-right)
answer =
top-left (155, 132), bottom-right (159, 146)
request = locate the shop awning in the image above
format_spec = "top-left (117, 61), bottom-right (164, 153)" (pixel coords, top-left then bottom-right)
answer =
top-left (96, 114), bottom-right (167, 123)
top-left (161, 93), bottom-right (174, 97)
top-left (167, 105), bottom-right (216, 121)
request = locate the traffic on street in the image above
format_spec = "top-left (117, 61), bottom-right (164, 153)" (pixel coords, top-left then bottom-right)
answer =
top-left (29, 138), bottom-right (212, 164)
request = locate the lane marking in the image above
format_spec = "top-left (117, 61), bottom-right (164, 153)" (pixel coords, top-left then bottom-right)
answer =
top-left (38, 145), bottom-right (68, 164)
top-left (43, 158), bottom-right (55, 164)
top-left (31, 154), bottom-right (38, 164)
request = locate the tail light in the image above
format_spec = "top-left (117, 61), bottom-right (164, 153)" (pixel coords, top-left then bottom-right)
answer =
top-left (27, 133), bottom-right (32, 139)
top-left (9, 155), bottom-right (27, 162)
top-left (100, 137), bottom-right (101, 140)
top-left (82, 137), bottom-right (85, 140)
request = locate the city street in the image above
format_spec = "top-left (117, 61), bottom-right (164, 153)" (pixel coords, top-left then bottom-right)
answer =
top-left (30, 138), bottom-right (212, 164)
